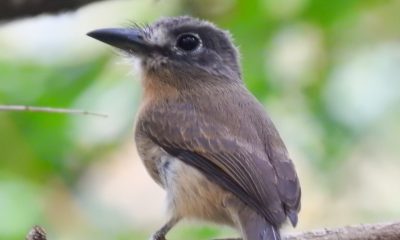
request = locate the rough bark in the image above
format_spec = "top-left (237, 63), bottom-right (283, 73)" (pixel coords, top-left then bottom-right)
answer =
top-left (217, 221), bottom-right (400, 240)
top-left (284, 221), bottom-right (400, 240)
top-left (0, 0), bottom-right (110, 21)
top-left (26, 226), bottom-right (47, 240)
top-left (26, 221), bottom-right (400, 240)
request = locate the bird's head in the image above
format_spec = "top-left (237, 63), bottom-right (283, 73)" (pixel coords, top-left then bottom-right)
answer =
top-left (88, 16), bottom-right (241, 88)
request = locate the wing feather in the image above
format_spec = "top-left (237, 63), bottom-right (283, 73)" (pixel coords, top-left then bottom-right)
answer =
top-left (138, 102), bottom-right (299, 226)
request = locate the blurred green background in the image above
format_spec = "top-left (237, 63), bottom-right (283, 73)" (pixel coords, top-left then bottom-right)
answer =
top-left (1, 0), bottom-right (400, 239)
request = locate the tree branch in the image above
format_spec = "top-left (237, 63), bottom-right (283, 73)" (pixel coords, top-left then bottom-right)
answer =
top-left (284, 221), bottom-right (400, 240)
top-left (216, 221), bottom-right (400, 240)
top-left (0, 0), bottom-right (110, 21)
top-left (0, 105), bottom-right (108, 118)
top-left (25, 222), bottom-right (400, 240)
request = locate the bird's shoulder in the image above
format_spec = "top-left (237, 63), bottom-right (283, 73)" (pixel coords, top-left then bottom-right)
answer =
top-left (136, 84), bottom-right (262, 143)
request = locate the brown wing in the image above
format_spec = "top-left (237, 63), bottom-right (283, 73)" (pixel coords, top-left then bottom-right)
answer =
top-left (137, 101), bottom-right (300, 227)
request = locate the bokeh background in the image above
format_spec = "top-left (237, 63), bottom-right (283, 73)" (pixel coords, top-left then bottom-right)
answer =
top-left (1, 0), bottom-right (399, 239)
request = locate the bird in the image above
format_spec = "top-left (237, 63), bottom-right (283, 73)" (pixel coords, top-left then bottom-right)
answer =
top-left (87, 16), bottom-right (301, 240)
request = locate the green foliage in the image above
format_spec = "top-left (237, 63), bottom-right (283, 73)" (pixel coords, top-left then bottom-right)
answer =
top-left (0, 57), bottom-right (110, 184)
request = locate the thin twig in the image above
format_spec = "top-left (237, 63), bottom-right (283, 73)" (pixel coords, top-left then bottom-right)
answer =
top-left (0, 105), bottom-right (108, 118)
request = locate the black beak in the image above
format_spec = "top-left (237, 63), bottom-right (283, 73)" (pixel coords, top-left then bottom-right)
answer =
top-left (87, 28), bottom-right (151, 55)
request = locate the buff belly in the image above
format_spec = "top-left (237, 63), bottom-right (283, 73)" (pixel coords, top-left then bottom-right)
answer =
top-left (158, 154), bottom-right (234, 226)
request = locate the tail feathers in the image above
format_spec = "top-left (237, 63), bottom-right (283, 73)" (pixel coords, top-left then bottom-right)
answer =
top-left (287, 209), bottom-right (298, 227)
top-left (241, 215), bottom-right (281, 240)
top-left (261, 224), bottom-right (281, 240)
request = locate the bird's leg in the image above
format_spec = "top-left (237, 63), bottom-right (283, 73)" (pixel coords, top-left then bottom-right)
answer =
top-left (150, 216), bottom-right (180, 240)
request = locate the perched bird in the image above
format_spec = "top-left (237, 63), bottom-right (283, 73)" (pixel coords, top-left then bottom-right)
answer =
top-left (88, 16), bottom-right (301, 240)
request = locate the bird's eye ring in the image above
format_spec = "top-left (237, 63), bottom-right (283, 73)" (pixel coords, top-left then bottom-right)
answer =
top-left (176, 33), bottom-right (201, 52)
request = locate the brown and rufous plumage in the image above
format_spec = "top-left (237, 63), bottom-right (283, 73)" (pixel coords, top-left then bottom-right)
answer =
top-left (88, 16), bottom-right (301, 240)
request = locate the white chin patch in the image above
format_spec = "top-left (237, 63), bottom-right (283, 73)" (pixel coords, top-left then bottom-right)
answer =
top-left (116, 56), bottom-right (143, 80)
top-left (120, 55), bottom-right (168, 80)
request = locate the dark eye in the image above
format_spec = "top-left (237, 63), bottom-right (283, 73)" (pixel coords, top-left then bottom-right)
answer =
top-left (176, 33), bottom-right (201, 52)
